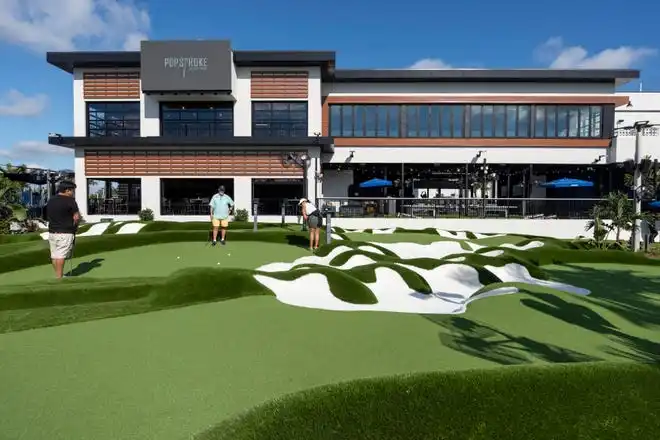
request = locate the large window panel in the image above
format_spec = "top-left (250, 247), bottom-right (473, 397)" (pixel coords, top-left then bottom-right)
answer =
top-left (494, 105), bottom-right (505, 137)
top-left (354, 105), bottom-right (366, 137)
top-left (418, 105), bottom-right (430, 137)
top-left (578, 106), bottom-right (591, 137)
top-left (470, 105), bottom-right (482, 137)
top-left (452, 105), bottom-right (465, 137)
top-left (387, 106), bottom-right (400, 137)
top-left (252, 101), bottom-right (308, 137)
top-left (568, 107), bottom-right (579, 137)
top-left (341, 105), bottom-right (353, 137)
top-left (506, 105), bottom-right (517, 137)
top-left (482, 105), bottom-right (494, 137)
top-left (440, 106), bottom-right (452, 137)
top-left (162, 102), bottom-right (233, 137)
top-left (534, 106), bottom-right (546, 137)
top-left (590, 106), bottom-right (602, 137)
top-left (517, 105), bottom-right (530, 137)
top-left (88, 102), bottom-right (140, 137)
top-left (405, 105), bottom-right (419, 137)
top-left (376, 106), bottom-right (388, 137)
top-left (365, 106), bottom-right (377, 137)
top-left (546, 106), bottom-right (557, 137)
top-left (557, 106), bottom-right (569, 137)
top-left (330, 105), bottom-right (342, 137)
top-left (429, 105), bottom-right (441, 137)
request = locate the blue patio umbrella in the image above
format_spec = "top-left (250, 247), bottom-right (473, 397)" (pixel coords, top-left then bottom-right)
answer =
top-left (540, 178), bottom-right (594, 188)
top-left (649, 201), bottom-right (660, 209)
top-left (359, 178), bottom-right (393, 188)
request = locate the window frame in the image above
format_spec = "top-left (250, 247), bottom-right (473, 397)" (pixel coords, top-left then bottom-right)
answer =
top-left (251, 101), bottom-right (309, 138)
top-left (327, 103), bottom-right (605, 139)
top-left (86, 101), bottom-right (141, 138)
top-left (160, 102), bottom-right (234, 137)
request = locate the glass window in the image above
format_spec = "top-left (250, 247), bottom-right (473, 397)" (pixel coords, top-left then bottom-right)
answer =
top-left (578, 106), bottom-right (590, 137)
top-left (252, 101), bottom-right (308, 137)
top-left (506, 105), bottom-right (517, 137)
top-left (429, 105), bottom-right (441, 137)
top-left (590, 106), bottom-right (602, 137)
top-left (341, 105), bottom-right (353, 137)
top-left (387, 106), bottom-right (400, 137)
top-left (568, 107), bottom-right (579, 137)
top-left (418, 105), bottom-right (429, 137)
top-left (354, 105), bottom-right (366, 137)
top-left (470, 105), bottom-right (482, 137)
top-left (546, 106), bottom-right (557, 137)
top-left (452, 105), bottom-right (464, 137)
top-left (376, 106), bottom-right (388, 137)
top-left (88, 102), bottom-right (141, 137)
top-left (534, 106), bottom-right (545, 137)
top-left (406, 106), bottom-right (419, 137)
top-left (440, 106), bottom-right (452, 137)
top-left (494, 105), bottom-right (505, 137)
top-left (161, 102), bottom-right (232, 137)
top-left (330, 105), bottom-right (342, 136)
top-left (365, 106), bottom-right (377, 137)
top-left (517, 105), bottom-right (530, 137)
top-left (482, 105), bottom-right (494, 137)
top-left (557, 106), bottom-right (569, 137)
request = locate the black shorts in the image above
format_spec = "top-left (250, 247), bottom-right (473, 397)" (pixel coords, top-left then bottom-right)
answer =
top-left (307, 212), bottom-right (322, 228)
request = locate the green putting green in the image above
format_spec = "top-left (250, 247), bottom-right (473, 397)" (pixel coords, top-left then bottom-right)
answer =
top-left (0, 241), bottom-right (311, 284)
top-left (0, 263), bottom-right (659, 440)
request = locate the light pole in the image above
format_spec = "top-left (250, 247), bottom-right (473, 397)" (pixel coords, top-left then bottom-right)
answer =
top-left (284, 152), bottom-right (310, 231)
top-left (615, 120), bottom-right (658, 251)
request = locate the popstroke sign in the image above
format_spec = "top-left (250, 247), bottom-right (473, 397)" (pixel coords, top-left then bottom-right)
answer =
top-left (164, 56), bottom-right (208, 78)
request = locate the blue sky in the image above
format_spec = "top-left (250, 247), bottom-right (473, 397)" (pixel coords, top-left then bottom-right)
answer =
top-left (1, 0), bottom-right (659, 170)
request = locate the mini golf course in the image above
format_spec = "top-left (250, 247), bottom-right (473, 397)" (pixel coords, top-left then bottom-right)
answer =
top-left (1, 222), bottom-right (659, 440)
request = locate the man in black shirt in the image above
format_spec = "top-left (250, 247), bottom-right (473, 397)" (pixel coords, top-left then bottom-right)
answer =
top-left (46, 181), bottom-right (80, 278)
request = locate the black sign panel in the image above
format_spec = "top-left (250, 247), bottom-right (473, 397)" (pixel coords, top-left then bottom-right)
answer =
top-left (141, 40), bottom-right (232, 92)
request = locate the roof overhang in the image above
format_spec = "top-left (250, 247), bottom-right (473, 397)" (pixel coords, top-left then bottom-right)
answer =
top-left (48, 136), bottom-right (335, 154)
top-left (333, 69), bottom-right (640, 86)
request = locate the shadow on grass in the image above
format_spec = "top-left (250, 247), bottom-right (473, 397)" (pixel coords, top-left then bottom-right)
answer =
top-left (67, 258), bottom-right (104, 277)
top-left (423, 315), bottom-right (599, 365)
top-left (521, 292), bottom-right (660, 364)
top-left (545, 263), bottom-right (660, 328)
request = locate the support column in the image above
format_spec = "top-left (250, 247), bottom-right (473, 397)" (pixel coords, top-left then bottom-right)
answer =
top-left (234, 176), bottom-right (253, 215)
top-left (141, 176), bottom-right (161, 217)
top-left (74, 148), bottom-right (88, 217)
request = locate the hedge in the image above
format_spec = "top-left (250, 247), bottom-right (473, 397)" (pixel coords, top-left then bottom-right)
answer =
top-left (196, 362), bottom-right (660, 440)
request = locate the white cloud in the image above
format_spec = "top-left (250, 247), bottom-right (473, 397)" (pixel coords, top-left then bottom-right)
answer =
top-left (535, 37), bottom-right (657, 69)
top-left (409, 58), bottom-right (453, 69)
top-left (14, 141), bottom-right (72, 156)
top-left (0, 0), bottom-right (150, 53)
top-left (0, 89), bottom-right (48, 116)
top-left (0, 141), bottom-right (72, 169)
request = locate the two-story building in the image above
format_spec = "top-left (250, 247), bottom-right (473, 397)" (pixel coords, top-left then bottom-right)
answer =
top-left (47, 39), bottom-right (637, 222)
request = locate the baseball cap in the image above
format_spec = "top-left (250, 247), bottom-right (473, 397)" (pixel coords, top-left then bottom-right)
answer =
top-left (298, 198), bottom-right (306, 205)
top-left (218, 185), bottom-right (225, 194)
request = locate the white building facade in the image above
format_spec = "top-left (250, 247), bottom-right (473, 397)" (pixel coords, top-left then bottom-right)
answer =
top-left (47, 40), bottom-right (638, 225)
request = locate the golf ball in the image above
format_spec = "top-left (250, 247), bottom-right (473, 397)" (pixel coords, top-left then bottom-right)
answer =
top-left (177, 256), bottom-right (180, 259)
top-left (227, 253), bottom-right (231, 256)
top-left (217, 262), bottom-right (221, 265)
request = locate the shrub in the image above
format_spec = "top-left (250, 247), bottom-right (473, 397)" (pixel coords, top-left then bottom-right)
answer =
top-left (196, 362), bottom-right (660, 440)
top-left (138, 208), bottom-right (154, 221)
top-left (234, 208), bottom-right (249, 222)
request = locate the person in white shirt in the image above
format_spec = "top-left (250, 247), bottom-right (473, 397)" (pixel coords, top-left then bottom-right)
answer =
top-left (298, 198), bottom-right (321, 251)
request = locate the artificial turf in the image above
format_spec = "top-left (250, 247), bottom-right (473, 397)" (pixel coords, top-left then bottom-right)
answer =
top-left (199, 362), bottom-right (660, 440)
top-left (1, 264), bottom-right (659, 440)
top-left (1, 227), bottom-right (660, 439)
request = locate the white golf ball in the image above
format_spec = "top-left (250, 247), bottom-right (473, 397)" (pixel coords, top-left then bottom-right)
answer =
top-left (227, 253), bottom-right (231, 256)
top-left (217, 262), bottom-right (220, 265)
top-left (177, 256), bottom-right (180, 259)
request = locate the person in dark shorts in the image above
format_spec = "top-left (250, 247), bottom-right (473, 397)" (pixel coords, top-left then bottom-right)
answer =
top-left (299, 198), bottom-right (322, 252)
top-left (46, 181), bottom-right (80, 279)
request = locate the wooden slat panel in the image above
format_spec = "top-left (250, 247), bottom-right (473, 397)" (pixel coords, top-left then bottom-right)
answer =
top-left (83, 72), bottom-right (140, 99)
top-left (251, 71), bottom-right (308, 98)
top-left (85, 150), bottom-right (303, 176)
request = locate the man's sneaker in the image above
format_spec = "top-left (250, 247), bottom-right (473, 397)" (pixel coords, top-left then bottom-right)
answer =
top-left (212, 241), bottom-right (217, 246)
top-left (221, 240), bottom-right (226, 246)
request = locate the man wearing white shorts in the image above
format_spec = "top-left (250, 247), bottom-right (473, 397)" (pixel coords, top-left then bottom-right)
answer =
top-left (46, 181), bottom-right (80, 279)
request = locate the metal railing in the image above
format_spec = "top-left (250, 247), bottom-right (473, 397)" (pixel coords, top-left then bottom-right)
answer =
top-left (317, 197), bottom-right (604, 220)
top-left (251, 198), bottom-right (300, 216)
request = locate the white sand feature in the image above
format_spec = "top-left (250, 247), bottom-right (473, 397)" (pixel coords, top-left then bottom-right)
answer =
top-left (116, 223), bottom-right (146, 234)
top-left (253, 239), bottom-right (590, 315)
